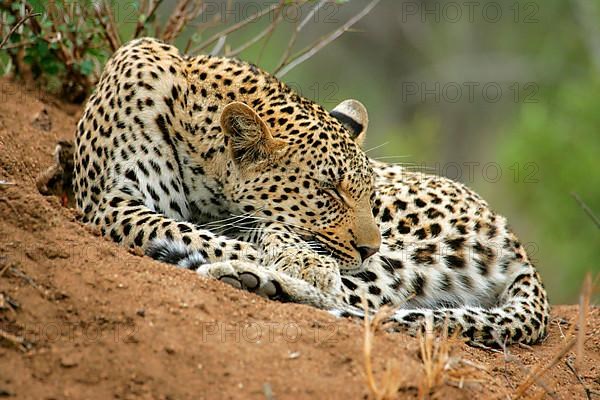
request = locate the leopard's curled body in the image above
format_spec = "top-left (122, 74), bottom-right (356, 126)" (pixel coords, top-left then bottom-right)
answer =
top-left (73, 37), bottom-right (549, 346)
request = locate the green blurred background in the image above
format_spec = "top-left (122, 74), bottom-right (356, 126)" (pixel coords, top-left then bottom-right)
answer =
top-left (8, 0), bottom-right (600, 303)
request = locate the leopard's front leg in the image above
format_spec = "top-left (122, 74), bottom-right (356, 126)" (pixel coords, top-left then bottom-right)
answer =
top-left (248, 223), bottom-right (342, 295)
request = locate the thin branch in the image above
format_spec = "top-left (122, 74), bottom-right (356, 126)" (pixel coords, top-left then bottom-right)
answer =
top-left (275, 0), bottom-right (325, 73)
top-left (571, 192), bottom-right (600, 229)
top-left (133, 0), bottom-right (164, 39)
top-left (225, 4), bottom-right (285, 58)
top-left (0, 39), bottom-right (36, 50)
top-left (255, 9), bottom-right (283, 65)
top-left (189, 1), bottom-right (282, 55)
top-left (162, 0), bottom-right (205, 43)
top-left (22, 2), bottom-right (42, 36)
top-left (0, 11), bottom-right (41, 50)
top-left (275, 0), bottom-right (381, 78)
top-left (94, 1), bottom-right (121, 52)
top-left (185, 0), bottom-right (234, 52)
top-left (210, 35), bottom-right (227, 56)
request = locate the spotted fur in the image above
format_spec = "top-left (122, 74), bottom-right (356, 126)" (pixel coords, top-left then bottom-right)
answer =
top-left (73, 38), bottom-right (549, 346)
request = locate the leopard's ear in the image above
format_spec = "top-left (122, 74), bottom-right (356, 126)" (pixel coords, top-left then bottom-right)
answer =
top-left (220, 102), bottom-right (286, 169)
top-left (330, 99), bottom-right (369, 146)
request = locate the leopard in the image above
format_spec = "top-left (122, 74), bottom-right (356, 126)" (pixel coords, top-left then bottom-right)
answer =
top-left (70, 37), bottom-right (549, 346)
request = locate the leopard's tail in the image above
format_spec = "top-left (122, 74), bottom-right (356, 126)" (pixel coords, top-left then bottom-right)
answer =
top-left (332, 264), bottom-right (550, 346)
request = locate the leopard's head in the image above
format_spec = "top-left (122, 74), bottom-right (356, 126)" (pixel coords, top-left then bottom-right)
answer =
top-left (221, 99), bottom-right (380, 270)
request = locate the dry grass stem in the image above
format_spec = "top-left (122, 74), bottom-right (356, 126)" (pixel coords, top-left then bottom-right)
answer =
top-left (417, 320), bottom-right (476, 399)
top-left (502, 346), bottom-right (558, 400)
top-left (565, 356), bottom-right (593, 400)
top-left (362, 298), bottom-right (401, 400)
top-left (513, 338), bottom-right (575, 399)
top-left (510, 273), bottom-right (597, 399)
top-left (576, 272), bottom-right (592, 369)
top-left (571, 192), bottom-right (600, 229)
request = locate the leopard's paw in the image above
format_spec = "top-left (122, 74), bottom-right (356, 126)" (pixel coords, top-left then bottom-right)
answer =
top-left (196, 261), bottom-right (287, 300)
top-left (271, 248), bottom-right (342, 295)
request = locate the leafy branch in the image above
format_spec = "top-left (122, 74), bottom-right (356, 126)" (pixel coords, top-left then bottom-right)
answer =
top-left (1, 0), bottom-right (379, 102)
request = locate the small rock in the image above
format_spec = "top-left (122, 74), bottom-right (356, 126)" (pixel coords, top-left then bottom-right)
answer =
top-left (127, 247), bottom-right (145, 257)
top-left (136, 309), bottom-right (146, 317)
top-left (124, 335), bottom-right (139, 344)
top-left (60, 354), bottom-right (80, 368)
top-left (52, 291), bottom-right (69, 301)
top-left (31, 108), bottom-right (52, 132)
top-left (287, 351), bottom-right (301, 359)
top-left (340, 356), bottom-right (353, 364)
top-left (165, 346), bottom-right (175, 355)
top-left (43, 247), bottom-right (69, 259)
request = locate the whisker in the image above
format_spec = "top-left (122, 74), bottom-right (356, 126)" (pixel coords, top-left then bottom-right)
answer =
top-left (380, 255), bottom-right (395, 271)
top-left (363, 142), bottom-right (389, 154)
top-left (200, 205), bottom-right (268, 227)
top-left (371, 155), bottom-right (412, 160)
top-left (197, 211), bottom-right (260, 229)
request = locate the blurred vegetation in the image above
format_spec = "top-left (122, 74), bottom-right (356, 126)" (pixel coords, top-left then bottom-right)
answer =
top-left (1, 0), bottom-right (597, 302)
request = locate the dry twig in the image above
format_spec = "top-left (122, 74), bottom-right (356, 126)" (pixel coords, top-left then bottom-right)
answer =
top-left (0, 261), bottom-right (9, 278)
top-left (225, 3), bottom-right (286, 58)
top-left (0, 328), bottom-right (30, 352)
top-left (94, 0), bottom-right (121, 52)
top-left (162, 0), bottom-right (205, 43)
top-left (189, 1), bottom-right (282, 55)
top-left (133, 0), bottom-right (164, 39)
top-left (274, 0), bottom-right (323, 71)
top-left (275, 0), bottom-right (381, 78)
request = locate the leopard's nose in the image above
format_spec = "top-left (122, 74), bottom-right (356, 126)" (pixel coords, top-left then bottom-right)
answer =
top-left (358, 245), bottom-right (379, 262)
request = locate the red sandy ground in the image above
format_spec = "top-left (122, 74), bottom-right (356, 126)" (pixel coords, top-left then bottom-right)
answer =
top-left (0, 78), bottom-right (598, 399)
